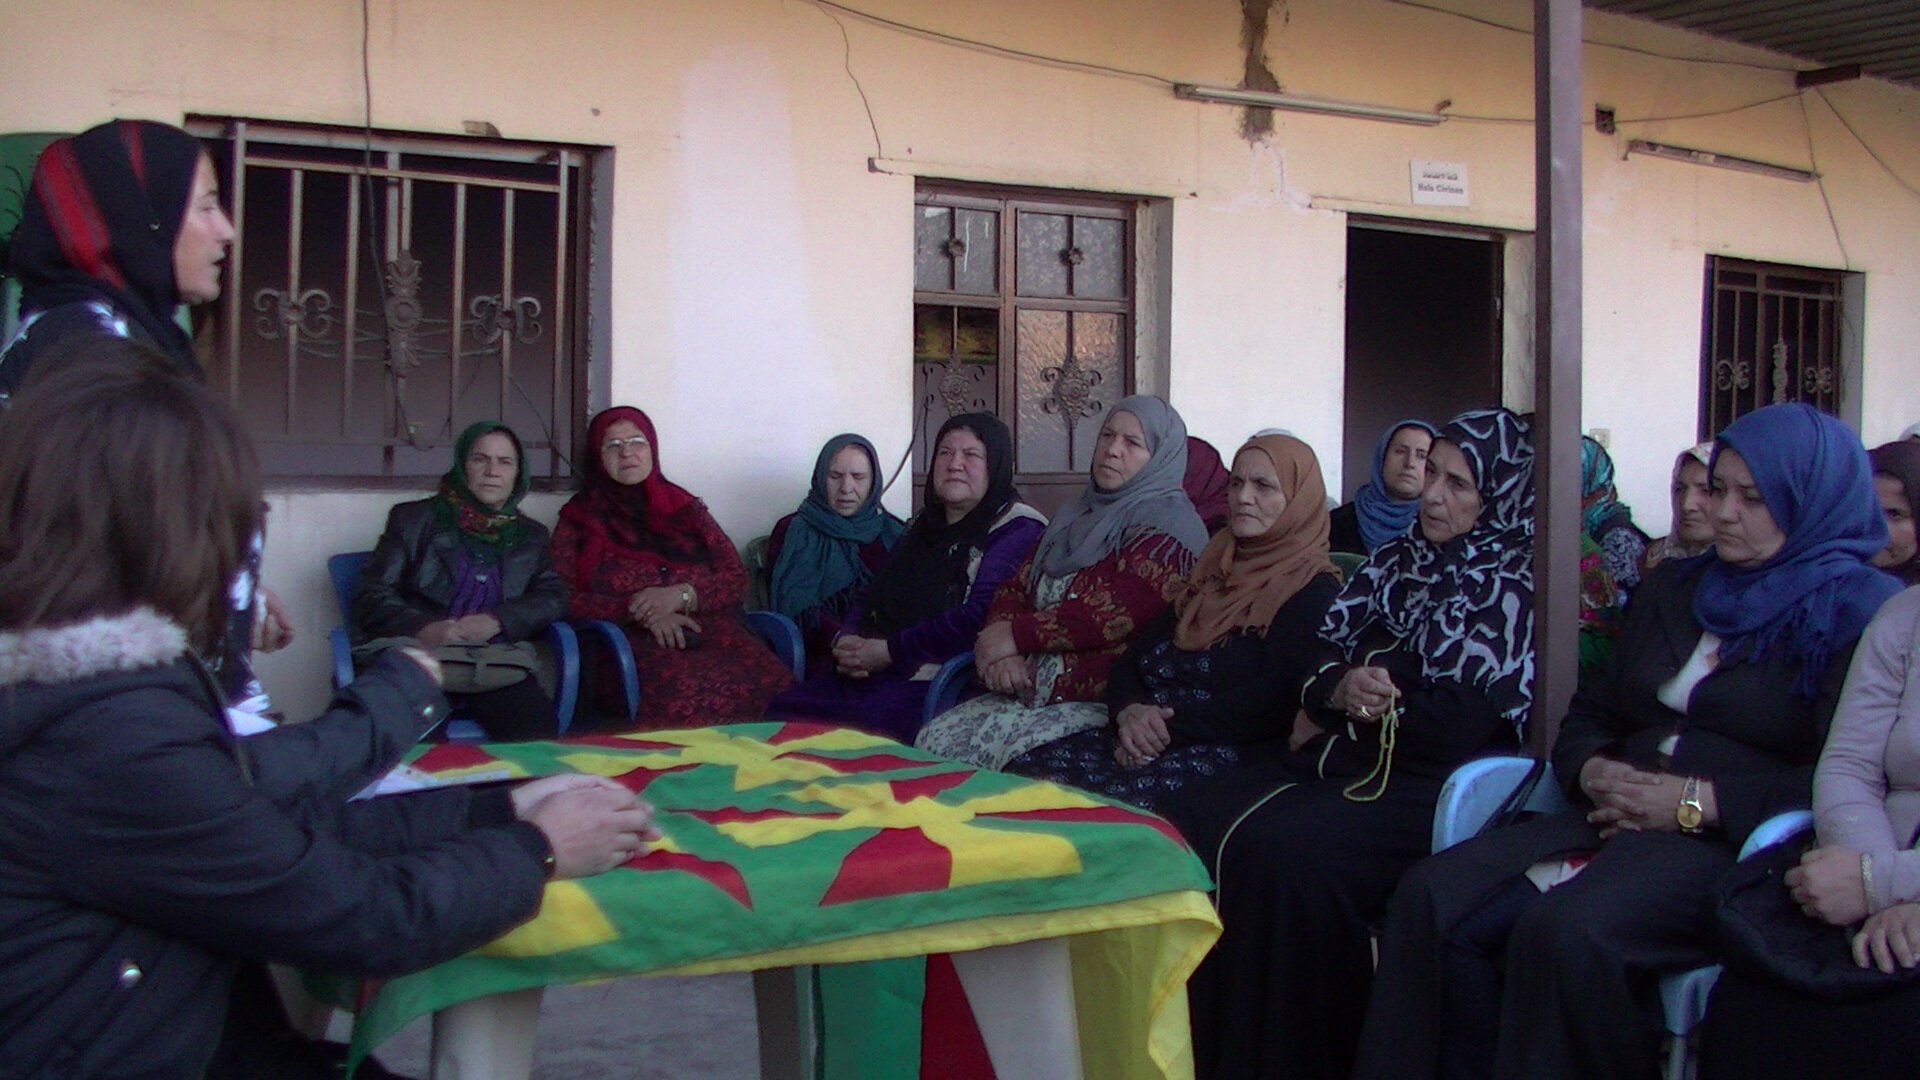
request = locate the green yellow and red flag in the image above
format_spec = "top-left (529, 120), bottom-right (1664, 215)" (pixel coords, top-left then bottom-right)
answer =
top-left (337, 722), bottom-right (1218, 1079)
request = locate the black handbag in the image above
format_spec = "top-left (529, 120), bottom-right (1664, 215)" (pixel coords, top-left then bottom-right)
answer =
top-left (1713, 825), bottom-right (1920, 1002)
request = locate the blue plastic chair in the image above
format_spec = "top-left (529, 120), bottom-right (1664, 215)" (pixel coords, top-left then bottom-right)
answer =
top-left (1434, 757), bottom-right (1815, 1080)
top-left (1431, 755), bottom-right (1570, 853)
top-left (745, 610), bottom-right (805, 678)
top-left (1656, 808), bottom-right (1815, 1080)
top-left (327, 550), bottom-right (635, 741)
top-left (1329, 550), bottom-right (1367, 582)
top-left (922, 653), bottom-right (977, 727)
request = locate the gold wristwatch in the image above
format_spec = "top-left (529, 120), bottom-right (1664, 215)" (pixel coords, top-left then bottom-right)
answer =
top-left (1677, 776), bottom-right (1705, 833)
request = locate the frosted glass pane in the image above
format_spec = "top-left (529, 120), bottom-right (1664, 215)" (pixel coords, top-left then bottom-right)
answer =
top-left (1068, 312), bottom-right (1124, 469)
top-left (915, 206), bottom-right (952, 291)
top-left (1016, 309), bottom-right (1071, 471)
top-left (1016, 212), bottom-right (1069, 297)
top-left (953, 209), bottom-right (998, 294)
top-left (1071, 216), bottom-right (1124, 299)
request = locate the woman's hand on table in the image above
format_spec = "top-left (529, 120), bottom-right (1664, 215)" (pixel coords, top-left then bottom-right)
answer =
top-left (832, 634), bottom-right (891, 677)
top-left (1787, 845), bottom-right (1869, 926)
top-left (1328, 666), bottom-right (1398, 722)
top-left (524, 783), bottom-right (662, 879)
top-left (1114, 704), bottom-right (1173, 768)
top-left (646, 613), bottom-right (702, 650)
top-left (979, 655), bottom-right (1031, 696)
top-left (510, 773), bottom-right (630, 818)
top-left (1853, 903), bottom-right (1920, 973)
top-left (628, 585), bottom-right (686, 627)
top-left (972, 621), bottom-right (1020, 669)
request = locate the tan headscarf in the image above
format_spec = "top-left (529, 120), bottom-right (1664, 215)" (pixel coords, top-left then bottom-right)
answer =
top-left (1172, 434), bottom-right (1338, 651)
top-left (1645, 441), bottom-right (1715, 570)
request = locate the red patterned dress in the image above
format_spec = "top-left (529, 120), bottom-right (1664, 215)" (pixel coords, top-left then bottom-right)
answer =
top-left (552, 503), bottom-right (793, 730)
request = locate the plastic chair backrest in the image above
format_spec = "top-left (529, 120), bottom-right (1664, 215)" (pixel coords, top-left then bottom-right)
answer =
top-left (743, 535), bottom-right (772, 612)
top-left (328, 551), bottom-right (372, 621)
top-left (1330, 551), bottom-right (1367, 582)
top-left (1431, 756), bottom-right (1569, 852)
top-left (1656, 808), bottom-right (1816, 1077)
top-left (745, 610), bottom-right (805, 678)
top-left (922, 654), bottom-right (977, 727)
top-left (330, 548), bottom-right (485, 739)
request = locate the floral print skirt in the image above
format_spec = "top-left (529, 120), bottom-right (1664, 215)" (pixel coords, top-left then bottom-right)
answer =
top-left (1003, 728), bottom-right (1248, 813)
top-left (915, 694), bottom-right (1108, 771)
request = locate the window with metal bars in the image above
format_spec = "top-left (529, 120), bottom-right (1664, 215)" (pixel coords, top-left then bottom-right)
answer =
top-left (186, 117), bottom-right (603, 485)
top-left (912, 182), bottom-right (1137, 515)
top-left (1699, 257), bottom-right (1846, 440)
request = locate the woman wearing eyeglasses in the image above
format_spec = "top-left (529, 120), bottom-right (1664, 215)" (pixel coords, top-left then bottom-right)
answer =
top-left (551, 406), bottom-right (793, 729)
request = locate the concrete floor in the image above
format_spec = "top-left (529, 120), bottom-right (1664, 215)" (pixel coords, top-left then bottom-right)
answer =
top-left (373, 973), bottom-right (760, 1079)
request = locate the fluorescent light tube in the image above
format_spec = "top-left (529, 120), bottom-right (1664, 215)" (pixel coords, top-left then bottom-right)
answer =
top-left (1174, 83), bottom-right (1446, 127)
top-left (1627, 139), bottom-right (1816, 183)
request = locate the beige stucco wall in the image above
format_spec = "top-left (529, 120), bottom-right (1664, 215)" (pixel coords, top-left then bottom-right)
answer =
top-left (5, 0), bottom-right (1917, 718)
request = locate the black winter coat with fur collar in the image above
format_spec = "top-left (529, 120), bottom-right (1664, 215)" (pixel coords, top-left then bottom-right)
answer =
top-left (0, 609), bottom-right (548, 1079)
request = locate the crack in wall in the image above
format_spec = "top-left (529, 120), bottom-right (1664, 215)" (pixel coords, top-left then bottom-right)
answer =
top-left (1239, 0), bottom-right (1286, 141)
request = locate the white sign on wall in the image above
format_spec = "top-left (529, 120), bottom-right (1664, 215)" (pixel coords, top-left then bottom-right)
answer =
top-left (1410, 160), bottom-right (1470, 207)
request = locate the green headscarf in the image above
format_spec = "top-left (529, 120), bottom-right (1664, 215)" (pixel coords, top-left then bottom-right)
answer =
top-left (433, 420), bottom-right (530, 558)
top-left (768, 433), bottom-right (905, 621)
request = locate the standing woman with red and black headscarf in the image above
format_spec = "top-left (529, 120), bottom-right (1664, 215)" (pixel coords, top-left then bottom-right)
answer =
top-left (2, 120), bottom-right (232, 392)
top-left (0, 120), bottom-right (289, 717)
top-left (553, 406), bottom-right (794, 729)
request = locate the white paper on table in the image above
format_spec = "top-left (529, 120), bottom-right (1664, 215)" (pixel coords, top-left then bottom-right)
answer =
top-left (352, 763), bottom-right (516, 801)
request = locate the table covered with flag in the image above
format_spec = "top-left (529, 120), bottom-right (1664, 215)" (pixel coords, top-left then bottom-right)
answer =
top-left (339, 721), bottom-right (1220, 1079)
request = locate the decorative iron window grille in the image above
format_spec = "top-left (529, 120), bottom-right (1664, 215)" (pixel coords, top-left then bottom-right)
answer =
top-left (187, 118), bottom-right (601, 484)
top-left (913, 183), bottom-right (1136, 512)
top-left (1699, 257), bottom-right (1844, 439)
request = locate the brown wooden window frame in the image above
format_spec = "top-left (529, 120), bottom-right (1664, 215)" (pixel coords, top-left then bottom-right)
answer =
top-left (1698, 256), bottom-right (1845, 440)
top-left (912, 181), bottom-right (1138, 515)
top-left (186, 116), bottom-right (605, 489)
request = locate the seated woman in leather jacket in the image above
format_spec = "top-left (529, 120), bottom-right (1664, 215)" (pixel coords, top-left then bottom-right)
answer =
top-left (352, 421), bottom-right (569, 740)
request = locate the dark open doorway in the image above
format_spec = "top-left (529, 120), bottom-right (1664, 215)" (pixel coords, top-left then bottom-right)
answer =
top-left (1342, 222), bottom-right (1503, 502)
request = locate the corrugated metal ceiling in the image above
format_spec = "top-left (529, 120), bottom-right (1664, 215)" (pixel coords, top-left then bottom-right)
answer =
top-left (1585, 1), bottom-right (1920, 90)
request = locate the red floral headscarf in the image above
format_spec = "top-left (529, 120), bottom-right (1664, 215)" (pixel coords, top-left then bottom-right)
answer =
top-left (558, 406), bottom-right (712, 563)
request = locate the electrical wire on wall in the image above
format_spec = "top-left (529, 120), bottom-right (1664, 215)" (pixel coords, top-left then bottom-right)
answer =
top-left (814, 0), bottom-right (1920, 195)
top-left (1816, 87), bottom-right (1920, 205)
top-left (1383, 0), bottom-right (1803, 75)
top-left (811, 0), bottom-right (1180, 89)
top-left (357, 0), bottom-right (416, 454)
top-left (1799, 94), bottom-right (1853, 269)
top-left (356, 0), bottom-right (572, 476)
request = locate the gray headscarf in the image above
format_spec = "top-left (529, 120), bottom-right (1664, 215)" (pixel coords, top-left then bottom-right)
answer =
top-left (1031, 395), bottom-right (1210, 579)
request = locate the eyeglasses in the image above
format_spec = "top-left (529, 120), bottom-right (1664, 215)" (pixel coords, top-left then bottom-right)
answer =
top-left (601, 436), bottom-right (650, 454)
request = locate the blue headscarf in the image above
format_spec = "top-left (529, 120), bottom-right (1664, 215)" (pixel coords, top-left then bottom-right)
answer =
top-left (768, 434), bottom-right (905, 621)
top-left (1580, 435), bottom-right (1634, 536)
top-left (1693, 404), bottom-right (1900, 697)
top-left (1353, 419), bottom-right (1439, 552)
